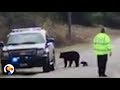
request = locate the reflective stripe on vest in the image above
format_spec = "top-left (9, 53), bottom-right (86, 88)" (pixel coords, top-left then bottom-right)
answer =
top-left (94, 48), bottom-right (107, 51)
top-left (94, 42), bottom-right (109, 45)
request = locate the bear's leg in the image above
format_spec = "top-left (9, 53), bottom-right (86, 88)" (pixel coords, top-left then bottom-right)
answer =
top-left (64, 59), bottom-right (67, 68)
top-left (85, 63), bottom-right (88, 66)
top-left (83, 63), bottom-right (85, 66)
top-left (75, 59), bottom-right (79, 67)
top-left (69, 60), bottom-right (73, 67)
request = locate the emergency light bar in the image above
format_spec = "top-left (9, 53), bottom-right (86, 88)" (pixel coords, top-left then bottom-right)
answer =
top-left (12, 27), bottom-right (42, 32)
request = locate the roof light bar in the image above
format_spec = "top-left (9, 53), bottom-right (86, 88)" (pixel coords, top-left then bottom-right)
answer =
top-left (12, 27), bottom-right (42, 32)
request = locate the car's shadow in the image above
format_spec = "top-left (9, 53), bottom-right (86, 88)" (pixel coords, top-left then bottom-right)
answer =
top-left (14, 71), bottom-right (45, 75)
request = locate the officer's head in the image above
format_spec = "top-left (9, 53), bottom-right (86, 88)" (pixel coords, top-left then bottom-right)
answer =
top-left (101, 28), bottom-right (106, 33)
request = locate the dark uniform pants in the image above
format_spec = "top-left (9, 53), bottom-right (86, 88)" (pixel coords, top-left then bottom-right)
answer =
top-left (97, 54), bottom-right (108, 76)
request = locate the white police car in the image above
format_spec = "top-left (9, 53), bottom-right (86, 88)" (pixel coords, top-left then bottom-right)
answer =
top-left (0, 27), bottom-right (55, 74)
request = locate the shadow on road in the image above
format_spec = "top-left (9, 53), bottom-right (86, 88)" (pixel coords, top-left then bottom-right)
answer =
top-left (14, 71), bottom-right (44, 75)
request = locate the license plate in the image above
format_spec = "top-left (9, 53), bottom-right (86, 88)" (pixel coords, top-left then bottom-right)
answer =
top-left (20, 52), bottom-right (26, 55)
top-left (20, 63), bottom-right (28, 67)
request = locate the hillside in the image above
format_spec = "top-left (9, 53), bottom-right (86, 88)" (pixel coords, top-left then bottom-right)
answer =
top-left (0, 12), bottom-right (120, 47)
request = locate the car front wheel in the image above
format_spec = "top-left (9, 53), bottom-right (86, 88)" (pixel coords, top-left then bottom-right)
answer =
top-left (1, 64), bottom-right (5, 75)
top-left (50, 53), bottom-right (55, 71)
top-left (43, 57), bottom-right (50, 72)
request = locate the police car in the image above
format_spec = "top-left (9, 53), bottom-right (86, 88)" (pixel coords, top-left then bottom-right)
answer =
top-left (0, 27), bottom-right (56, 74)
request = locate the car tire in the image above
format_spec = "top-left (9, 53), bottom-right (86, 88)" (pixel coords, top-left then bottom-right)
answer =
top-left (50, 62), bottom-right (55, 71)
top-left (50, 53), bottom-right (55, 71)
top-left (43, 57), bottom-right (50, 72)
top-left (1, 65), bottom-right (5, 75)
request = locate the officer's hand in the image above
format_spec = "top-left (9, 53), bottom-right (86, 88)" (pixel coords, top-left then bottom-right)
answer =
top-left (109, 52), bottom-right (112, 56)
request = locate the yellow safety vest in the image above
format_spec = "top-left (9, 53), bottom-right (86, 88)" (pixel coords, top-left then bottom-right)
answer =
top-left (93, 33), bottom-right (112, 55)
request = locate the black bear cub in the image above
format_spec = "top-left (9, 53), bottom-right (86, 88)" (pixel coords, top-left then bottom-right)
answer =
top-left (81, 61), bottom-right (88, 67)
top-left (60, 51), bottom-right (80, 68)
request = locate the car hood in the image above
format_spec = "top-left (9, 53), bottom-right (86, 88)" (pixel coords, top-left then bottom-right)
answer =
top-left (2, 43), bottom-right (46, 51)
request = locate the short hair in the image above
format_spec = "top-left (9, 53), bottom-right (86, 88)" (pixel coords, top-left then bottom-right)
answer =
top-left (101, 28), bottom-right (106, 33)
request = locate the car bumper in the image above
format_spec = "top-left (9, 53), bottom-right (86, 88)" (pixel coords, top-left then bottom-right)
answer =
top-left (1, 55), bottom-right (48, 68)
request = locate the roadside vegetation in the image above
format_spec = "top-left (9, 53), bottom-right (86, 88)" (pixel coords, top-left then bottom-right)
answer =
top-left (0, 12), bottom-right (120, 47)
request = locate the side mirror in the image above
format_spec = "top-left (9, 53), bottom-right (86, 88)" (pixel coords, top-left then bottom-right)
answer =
top-left (47, 38), bottom-right (55, 43)
top-left (0, 41), bottom-right (4, 47)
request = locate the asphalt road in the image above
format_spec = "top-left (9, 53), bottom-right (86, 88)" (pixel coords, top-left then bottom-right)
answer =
top-left (0, 38), bottom-right (120, 78)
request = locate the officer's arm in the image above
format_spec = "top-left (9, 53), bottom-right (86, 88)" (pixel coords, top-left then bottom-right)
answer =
top-left (106, 35), bottom-right (112, 55)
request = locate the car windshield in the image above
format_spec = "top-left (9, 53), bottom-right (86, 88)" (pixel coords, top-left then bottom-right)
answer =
top-left (7, 33), bottom-right (45, 45)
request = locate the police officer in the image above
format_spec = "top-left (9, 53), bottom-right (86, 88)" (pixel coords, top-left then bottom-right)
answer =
top-left (93, 27), bottom-right (112, 77)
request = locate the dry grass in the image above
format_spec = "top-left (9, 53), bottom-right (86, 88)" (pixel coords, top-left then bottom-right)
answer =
top-left (71, 25), bottom-right (120, 42)
top-left (47, 24), bottom-right (120, 47)
top-left (0, 23), bottom-right (120, 47)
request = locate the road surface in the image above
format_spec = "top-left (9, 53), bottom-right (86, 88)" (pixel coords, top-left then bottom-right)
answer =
top-left (0, 37), bottom-right (120, 78)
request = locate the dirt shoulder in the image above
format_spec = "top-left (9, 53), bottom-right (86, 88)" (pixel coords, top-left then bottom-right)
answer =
top-left (54, 25), bottom-right (120, 48)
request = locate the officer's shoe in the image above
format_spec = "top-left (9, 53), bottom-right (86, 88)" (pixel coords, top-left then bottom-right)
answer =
top-left (99, 74), bottom-right (107, 77)
top-left (102, 74), bottom-right (107, 77)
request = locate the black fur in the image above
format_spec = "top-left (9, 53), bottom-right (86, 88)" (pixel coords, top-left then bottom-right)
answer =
top-left (60, 51), bottom-right (80, 68)
top-left (81, 61), bottom-right (88, 67)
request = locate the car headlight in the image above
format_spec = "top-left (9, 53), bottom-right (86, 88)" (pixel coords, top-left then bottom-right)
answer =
top-left (37, 49), bottom-right (47, 56)
top-left (2, 52), bottom-right (9, 57)
top-left (1, 51), bottom-right (9, 60)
